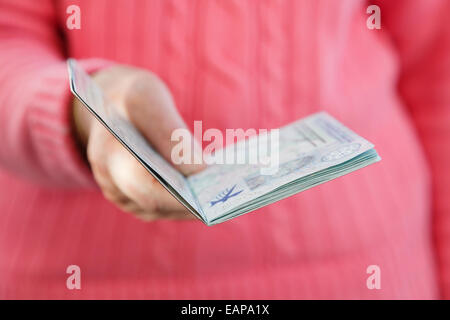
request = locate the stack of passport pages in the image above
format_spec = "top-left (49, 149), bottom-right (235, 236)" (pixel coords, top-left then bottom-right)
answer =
top-left (68, 58), bottom-right (381, 226)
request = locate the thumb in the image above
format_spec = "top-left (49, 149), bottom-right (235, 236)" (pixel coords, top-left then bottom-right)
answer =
top-left (124, 73), bottom-right (205, 176)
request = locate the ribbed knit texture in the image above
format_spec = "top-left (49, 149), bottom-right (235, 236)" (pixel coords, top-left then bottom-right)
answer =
top-left (0, 0), bottom-right (448, 299)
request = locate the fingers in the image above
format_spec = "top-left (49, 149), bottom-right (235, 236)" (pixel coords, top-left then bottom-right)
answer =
top-left (106, 148), bottom-right (187, 213)
top-left (87, 120), bottom-right (194, 221)
top-left (91, 66), bottom-right (206, 176)
top-left (85, 66), bottom-right (203, 222)
top-left (123, 72), bottom-right (206, 176)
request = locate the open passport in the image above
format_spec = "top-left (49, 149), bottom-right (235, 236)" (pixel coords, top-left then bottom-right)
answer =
top-left (68, 59), bottom-right (381, 226)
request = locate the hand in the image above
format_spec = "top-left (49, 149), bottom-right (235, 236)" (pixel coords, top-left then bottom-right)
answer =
top-left (72, 65), bottom-right (205, 221)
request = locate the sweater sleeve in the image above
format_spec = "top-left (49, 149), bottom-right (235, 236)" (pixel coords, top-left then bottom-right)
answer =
top-left (0, 0), bottom-right (110, 187)
top-left (374, 0), bottom-right (450, 297)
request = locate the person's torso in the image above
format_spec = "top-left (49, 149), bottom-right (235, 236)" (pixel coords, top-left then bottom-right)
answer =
top-left (0, 0), bottom-right (436, 298)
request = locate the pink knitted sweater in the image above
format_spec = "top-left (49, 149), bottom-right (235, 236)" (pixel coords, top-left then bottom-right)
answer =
top-left (0, 0), bottom-right (449, 299)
